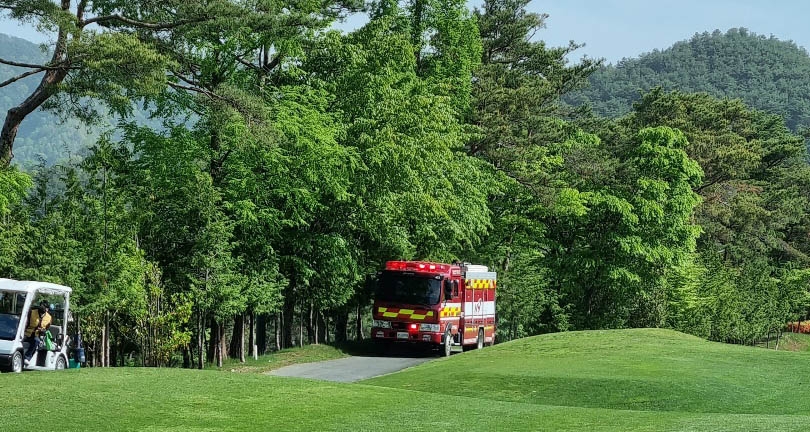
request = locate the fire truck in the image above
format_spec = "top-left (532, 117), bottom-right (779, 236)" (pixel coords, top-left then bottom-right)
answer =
top-left (371, 260), bottom-right (496, 356)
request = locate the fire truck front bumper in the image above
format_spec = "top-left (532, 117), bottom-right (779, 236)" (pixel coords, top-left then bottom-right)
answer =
top-left (371, 327), bottom-right (443, 344)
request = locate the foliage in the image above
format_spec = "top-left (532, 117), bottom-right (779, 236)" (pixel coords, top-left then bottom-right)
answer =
top-left (608, 90), bottom-right (810, 342)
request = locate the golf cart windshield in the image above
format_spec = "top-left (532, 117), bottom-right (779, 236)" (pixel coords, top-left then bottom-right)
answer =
top-left (0, 290), bottom-right (27, 340)
top-left (376, 272), bottom-right (442, 306)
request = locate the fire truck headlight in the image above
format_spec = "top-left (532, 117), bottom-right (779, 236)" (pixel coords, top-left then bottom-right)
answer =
top-left (372, 320), bottom-right (392, 329)
top-left (419, 324), bottom-right (440, 332)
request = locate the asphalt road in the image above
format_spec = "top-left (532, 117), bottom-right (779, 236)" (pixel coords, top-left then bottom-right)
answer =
top-left (268, 355), bottom-right (433, 382)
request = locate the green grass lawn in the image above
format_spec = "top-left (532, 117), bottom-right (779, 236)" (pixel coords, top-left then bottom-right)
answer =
top-left (2, 329), bottom-right (809, 431)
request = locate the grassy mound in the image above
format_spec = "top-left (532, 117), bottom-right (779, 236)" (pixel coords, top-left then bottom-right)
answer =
top-left (367, 328), bottom-right (810, 414)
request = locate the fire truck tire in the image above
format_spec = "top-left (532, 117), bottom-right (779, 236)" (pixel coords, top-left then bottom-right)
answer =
top-left (443, 328), bottom-right (452, 357)
top-left (477, 329), bottom-right (484, 350)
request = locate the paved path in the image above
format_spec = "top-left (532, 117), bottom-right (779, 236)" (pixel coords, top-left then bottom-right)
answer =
top-left (268, 356), bottom-right (433, 382)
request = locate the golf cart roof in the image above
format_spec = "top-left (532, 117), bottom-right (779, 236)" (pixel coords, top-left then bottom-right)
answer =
top-left (0, 279), bottom-right (72, 295)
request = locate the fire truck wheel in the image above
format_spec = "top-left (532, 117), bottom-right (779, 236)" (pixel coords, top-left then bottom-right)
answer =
top-left (477, 329), bottom-right (484, 350)
top-left (443, 329), bottom-right (452, 357)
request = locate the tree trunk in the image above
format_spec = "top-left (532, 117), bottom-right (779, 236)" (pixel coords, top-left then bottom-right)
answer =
top-left (314, 307), bottom-right (319, 345)
top-left (299, 306), bottom-right (304, 348)
top-left (229, 314), bottom-right (244, 360)
top-left (182, 345), bottom-right (191, 368)
top-left (776, 330), bottom-right (782, 351)
top-left (103, 313), bottom-right (111, 367)
top-left (217, 322), bottom-right (225, 368)
top-left (256, 314), bottom-right (267, 355)
top-left (197, 312), bottom-right (204, 369)
top-left (275, 313), bottom-right (281, 351)
top-left (249, 311), bottom-right (256, 360)
top-left (334, 309), bottom-right (348, 343)
top-left (355, 304), bottom-right (364, 341)
top-left (319, 311), bottom-right (328, 344)
top-left (240, 314), bottom-right (246, 363)
top-left (307, 303), bottom-right (315, 344)
top-left (282, 290), bottom-right (295, 348)
top-left (207, 318), bottom-right (217, 363)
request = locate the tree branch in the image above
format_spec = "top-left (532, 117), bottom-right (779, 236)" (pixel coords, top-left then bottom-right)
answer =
top-left (171, 71), bottom-right (205, 90)
top-left (77, 0), bottom-right (88, 21)
top-left (0, 68), bottom-right (45, 88)
top-left (168, 82), bottom-right (230, 103)
top-left (81, 14), bottom-right (208, 30)
top-left (235, 53), bottom-right (281, 75)
top-left (234, 55), bottom-right (260, 71)
top-left (0, 57), bottom-right (70, 70)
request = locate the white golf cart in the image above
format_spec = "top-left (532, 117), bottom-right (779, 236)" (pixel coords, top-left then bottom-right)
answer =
top-left (0, 279), bottom-right (72, 373)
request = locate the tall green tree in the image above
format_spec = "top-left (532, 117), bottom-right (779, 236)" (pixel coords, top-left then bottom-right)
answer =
top-left (615, 90), bottom-right (810, 343)
top-left (466, 0), bottom-right (601, 338)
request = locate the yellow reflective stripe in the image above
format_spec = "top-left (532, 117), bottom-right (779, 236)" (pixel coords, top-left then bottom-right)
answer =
top-left (378, 307), bottom-right (435, 318)
top-left (464, 279), bottom-right (496, 289)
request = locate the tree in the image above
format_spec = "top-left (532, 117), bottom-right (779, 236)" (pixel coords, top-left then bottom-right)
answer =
top-left (0, 0), bottom-right (267, 166)
top-left (465, 0), bottom-right (601, 338)
top-left (615, 90), bottom-right (810, 343)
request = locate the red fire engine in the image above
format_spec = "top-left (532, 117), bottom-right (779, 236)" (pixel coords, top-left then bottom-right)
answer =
top-left (371, 260), bottom-right (497, 356)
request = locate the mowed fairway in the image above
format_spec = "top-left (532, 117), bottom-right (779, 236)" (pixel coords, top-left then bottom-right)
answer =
top-left (1, 329), bottom-right (809, 431)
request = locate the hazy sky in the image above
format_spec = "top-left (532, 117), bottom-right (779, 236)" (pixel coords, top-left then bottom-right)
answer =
top-left (2, 1), bottom-right (810, 64)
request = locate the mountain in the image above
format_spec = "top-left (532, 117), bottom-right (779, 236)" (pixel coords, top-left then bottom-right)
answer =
top-left (567, 28), bottom-right (810, 130)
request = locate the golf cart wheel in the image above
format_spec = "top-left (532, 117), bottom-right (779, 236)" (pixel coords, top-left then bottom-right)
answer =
top-left (55, 355), bottom-right (66, 370)
top-left (477, 329), bottom-right (484, 350)
top-left (443, 328), bottom-right (452, 357)
top-left (10, 351), bottom-right (23, 373)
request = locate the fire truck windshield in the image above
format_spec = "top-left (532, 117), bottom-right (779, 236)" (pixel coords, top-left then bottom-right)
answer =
top-left (376, 272), bottom-right (442, 306)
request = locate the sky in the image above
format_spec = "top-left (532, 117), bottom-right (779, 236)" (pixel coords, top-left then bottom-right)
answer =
top-left (3, 1), bottom-right (810, 64)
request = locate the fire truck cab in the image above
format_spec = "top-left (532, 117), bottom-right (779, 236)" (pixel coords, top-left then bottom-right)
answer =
top-left (371, 261), bottom-right (496, 356)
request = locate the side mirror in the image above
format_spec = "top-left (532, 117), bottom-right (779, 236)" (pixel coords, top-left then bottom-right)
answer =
top-left (443, 280), bottom-right (453, 299)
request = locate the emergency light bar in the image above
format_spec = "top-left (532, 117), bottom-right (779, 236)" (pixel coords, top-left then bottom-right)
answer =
top-left (385, 261), bottom-right (450, 272)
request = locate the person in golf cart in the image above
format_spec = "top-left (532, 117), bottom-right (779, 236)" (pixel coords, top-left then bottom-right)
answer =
top-left (23, 300), bottom-right (51, 365)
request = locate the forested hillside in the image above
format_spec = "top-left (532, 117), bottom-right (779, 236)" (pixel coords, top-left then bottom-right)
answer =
top-left (568, 28), bottom-right (810, 130)
top-left (1, 1), bottom-right (809, 369)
